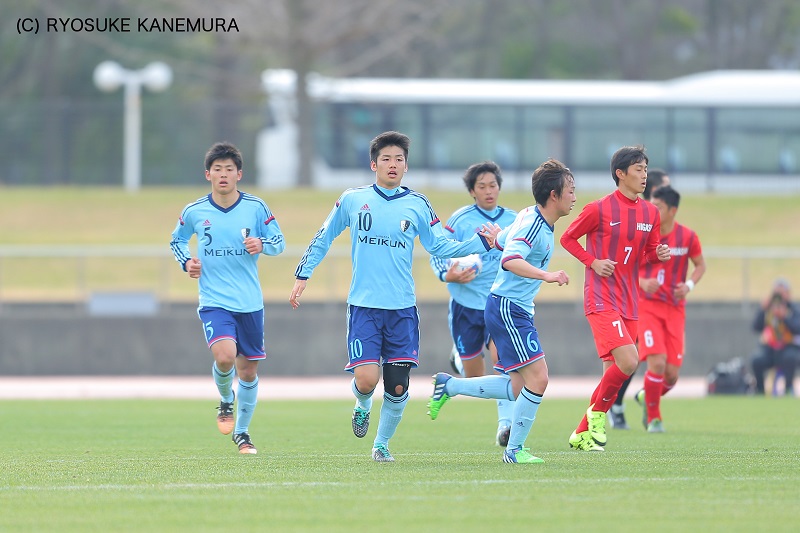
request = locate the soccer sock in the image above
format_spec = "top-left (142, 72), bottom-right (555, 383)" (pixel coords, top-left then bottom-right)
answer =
top-left (445, 375), bottom-right (514, 400)
top-left (644, 371), bottom-right (664, 422)
top-left (374, 391), bottom-right (408, 447)
top-left (592, 363), bottom-right (629, 413)
top-left (507, 388), bottom-right (542, 450)
top-left (497, 398), bottom-right (515, 427)
top-left (661, 381), bottom-right (675, 397)
top-left (615, 373), bottom-right (634, 407)
top-left (575, 381), bottom-right (602, 433)
top-left (212, 362), bottom-right (235, 403)
top-left (351, 378), bottom-right (374, 412)
top-left (234, 377), bottom-right (258, 435)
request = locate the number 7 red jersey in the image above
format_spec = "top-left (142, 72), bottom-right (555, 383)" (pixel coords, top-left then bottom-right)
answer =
top-left (560, 190), bottom-right (662, 320)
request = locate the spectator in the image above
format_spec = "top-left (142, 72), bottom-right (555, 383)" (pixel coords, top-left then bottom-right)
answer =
top-left (751, 279), bottom-right (800, 396)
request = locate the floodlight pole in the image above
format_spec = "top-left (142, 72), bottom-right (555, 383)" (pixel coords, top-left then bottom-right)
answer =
top-left (123, 77), bottom-right (142, 193)
top-left (94, 61), bottom-right (172, 192)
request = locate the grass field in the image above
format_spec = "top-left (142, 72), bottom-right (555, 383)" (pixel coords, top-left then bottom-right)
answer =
top-left (1, 396), bottom-right (798, 532)
top-left (0, 187), bottom-right (798, 302)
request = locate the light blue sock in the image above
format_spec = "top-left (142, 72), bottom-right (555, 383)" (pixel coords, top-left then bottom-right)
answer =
top-left (351, 378), bottom-right (374, 411)
top-left (212, 362), bottom-right (235, 403)
top-left (507, 387), bottom-right (542, 450)
top-left (446, 374), bottom-right (514, 401)
top-left (374, 391), bottom-right (408, 447)
top-left (497, 397), bottom-right (515, 427)
top-left (234, 377), bottom-right (258, 435)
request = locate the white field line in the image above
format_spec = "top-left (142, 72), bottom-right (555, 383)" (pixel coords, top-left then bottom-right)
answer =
top-left (0, 375), bottom-right (707, 400)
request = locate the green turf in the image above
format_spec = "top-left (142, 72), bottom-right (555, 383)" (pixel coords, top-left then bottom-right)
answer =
top-left (1, 396), bottom-right (798, 532)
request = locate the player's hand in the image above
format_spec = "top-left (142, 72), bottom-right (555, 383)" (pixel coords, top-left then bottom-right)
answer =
top-left (673, 282), bottom-right (691, 300)
top-left (591, 258), bottom-right (617, 278)
top-left (656, 243), bottom-right (671, 262)
top-left (186, 258), bottom-right (202, 279)
top-left (444, 262), bottom-right (476, 284)
top-left (546, 270), bottom-right (570, 286)
top-left (244, 237), bottom-right (263, 255)
top-left (289, 279), bottom-right (307, 309)
top-left (479, 223), bottom-right (502, 248)
top-left (640, 277), bottom-right (660, 294)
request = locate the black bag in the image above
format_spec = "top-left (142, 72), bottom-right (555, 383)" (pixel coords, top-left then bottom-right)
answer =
top-left (706, 357), bottom-right (755, 395)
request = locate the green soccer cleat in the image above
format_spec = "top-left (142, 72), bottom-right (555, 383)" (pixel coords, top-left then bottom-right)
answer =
top-left (427, 372), bottom-right (452, 420)
top-left (635, 389), bottom-right (647, 429)
top-left (568, 430), bottom-right (604, 452)
top-left (647, 418), bottom-right (665, 433)
top-left (372, 443), bottom-right (395, 462)
top-left (503, 446), bottom-right (544, 464)
top-left (586, 404), bottom-right (607, 446)
top-left (352, 406), bottom-right (370, 438)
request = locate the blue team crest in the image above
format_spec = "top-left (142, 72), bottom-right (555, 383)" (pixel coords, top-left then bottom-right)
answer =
top-left (400, 220), bottom-right (411, 232)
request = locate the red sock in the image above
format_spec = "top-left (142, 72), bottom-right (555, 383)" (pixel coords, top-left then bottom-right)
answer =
top-left (592, 364), bottom-right (629, 413)
top-left (644, 370), bottom-right (664, 422)
top-left (575, 382), bottom-right (603, 433)
top-left (661, 381), bottom-right (675, 397)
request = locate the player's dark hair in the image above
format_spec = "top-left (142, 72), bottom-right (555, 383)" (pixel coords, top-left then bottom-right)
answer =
top-left (610, 145), bottom-right (648, 185)
top-left (370, 131), bottom-right (410, 163)
top-left (651, 184), bottom-right (680, 209)
top-left (463, 161), bottom-right (502, 192)
top-left (532, 159), bottom-right (573, 206)
top-left (205, 142), bottom-right (243, 171)
top-left (644, 168), bottom-right (669, 200)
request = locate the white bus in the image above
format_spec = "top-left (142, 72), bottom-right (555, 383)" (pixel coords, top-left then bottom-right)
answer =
top-left (257, 69), bottom-right (800, 192)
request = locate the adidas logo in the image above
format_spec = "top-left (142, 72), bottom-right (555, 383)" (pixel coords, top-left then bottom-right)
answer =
top-left (360, 204), bottom-right (370, 210)
top-left (202, 219), bottom-right (211, 226)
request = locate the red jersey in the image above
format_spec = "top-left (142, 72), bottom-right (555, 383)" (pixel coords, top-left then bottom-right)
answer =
top-left (561, 189), bottom-right (662, 320)
top-left (640, 222), bottom-right (702, 308)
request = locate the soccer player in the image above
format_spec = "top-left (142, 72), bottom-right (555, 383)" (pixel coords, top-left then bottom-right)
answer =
top-left (289, 131), bottom-right (501, 463)
top-left (429, 161), bottom-right (518, 446)
top-left (609, 168), bottom-right (671, 430)
top-left (633, 185), bottom-right (705, 432)
top-left (427, 159), bottom-right (575, 464)
top-left (170, 142), bottom-right (286, 454)
top-left (561, 145), bottom-right (670, 452)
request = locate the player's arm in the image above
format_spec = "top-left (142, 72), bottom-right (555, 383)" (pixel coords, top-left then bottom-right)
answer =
top-left (252, 206), bottom-right (286, 256)
top-left (290, 196), bottom-right (349, 307)
top-left (643, 211), bottom-right (670, 264)
top-left (560, 202), bottom-right (615, 276)
top-left (169, 211), bottom-right (200, 277)
top-left (674, 253), bottom-right (706, 300)
top-left (419, 214), bottom-right (493, 257)
top-left (504, 257), bottom-right (569, 286)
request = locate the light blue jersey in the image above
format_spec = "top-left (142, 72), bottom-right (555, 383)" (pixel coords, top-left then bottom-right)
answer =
top-left (490, 206), bottom-right (554, 315)
top-left (295, 184), bottom-right (491, 310)
top-left (430, 204), bottom-right (517, 311)
top-left (170, 192), bottom-right (285, 313)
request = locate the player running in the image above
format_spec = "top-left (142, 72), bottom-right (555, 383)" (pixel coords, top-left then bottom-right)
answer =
top-left (427, 159), bottom-right (575, 464)
top-left (170, 142), bottom-right (285, 454)
top-left (289, 131), bottom-right (500, 463)
top-left (560, 145), bottom-right (670, 452)
top-left (635, 185), bottom-right (706, 432)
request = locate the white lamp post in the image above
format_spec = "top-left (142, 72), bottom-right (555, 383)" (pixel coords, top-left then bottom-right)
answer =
top-left (93, 61), bottom-right (172, 192)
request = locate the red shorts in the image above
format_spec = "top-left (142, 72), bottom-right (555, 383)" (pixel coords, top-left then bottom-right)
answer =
top-left (585, 310), bottom-right (638, 362)
top-left (638, 299), bottom-right (685, 367)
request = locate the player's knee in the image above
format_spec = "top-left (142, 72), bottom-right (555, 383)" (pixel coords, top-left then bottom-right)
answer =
top-left (382, 363), bottom-right (411, 397)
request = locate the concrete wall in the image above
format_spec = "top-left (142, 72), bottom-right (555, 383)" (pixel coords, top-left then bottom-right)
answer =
top-left (0, 301), bottom-right (757, 377)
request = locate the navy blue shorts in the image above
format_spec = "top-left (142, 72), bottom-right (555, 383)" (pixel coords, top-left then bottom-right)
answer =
top-left (484, 294), bottom-right (544, 373)
top-left (198, 306), bottom-right (266, 360)
top-left (449, 299), bottom-right (490, 361)
top-left (345, 305), bottom-right (420, 372)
